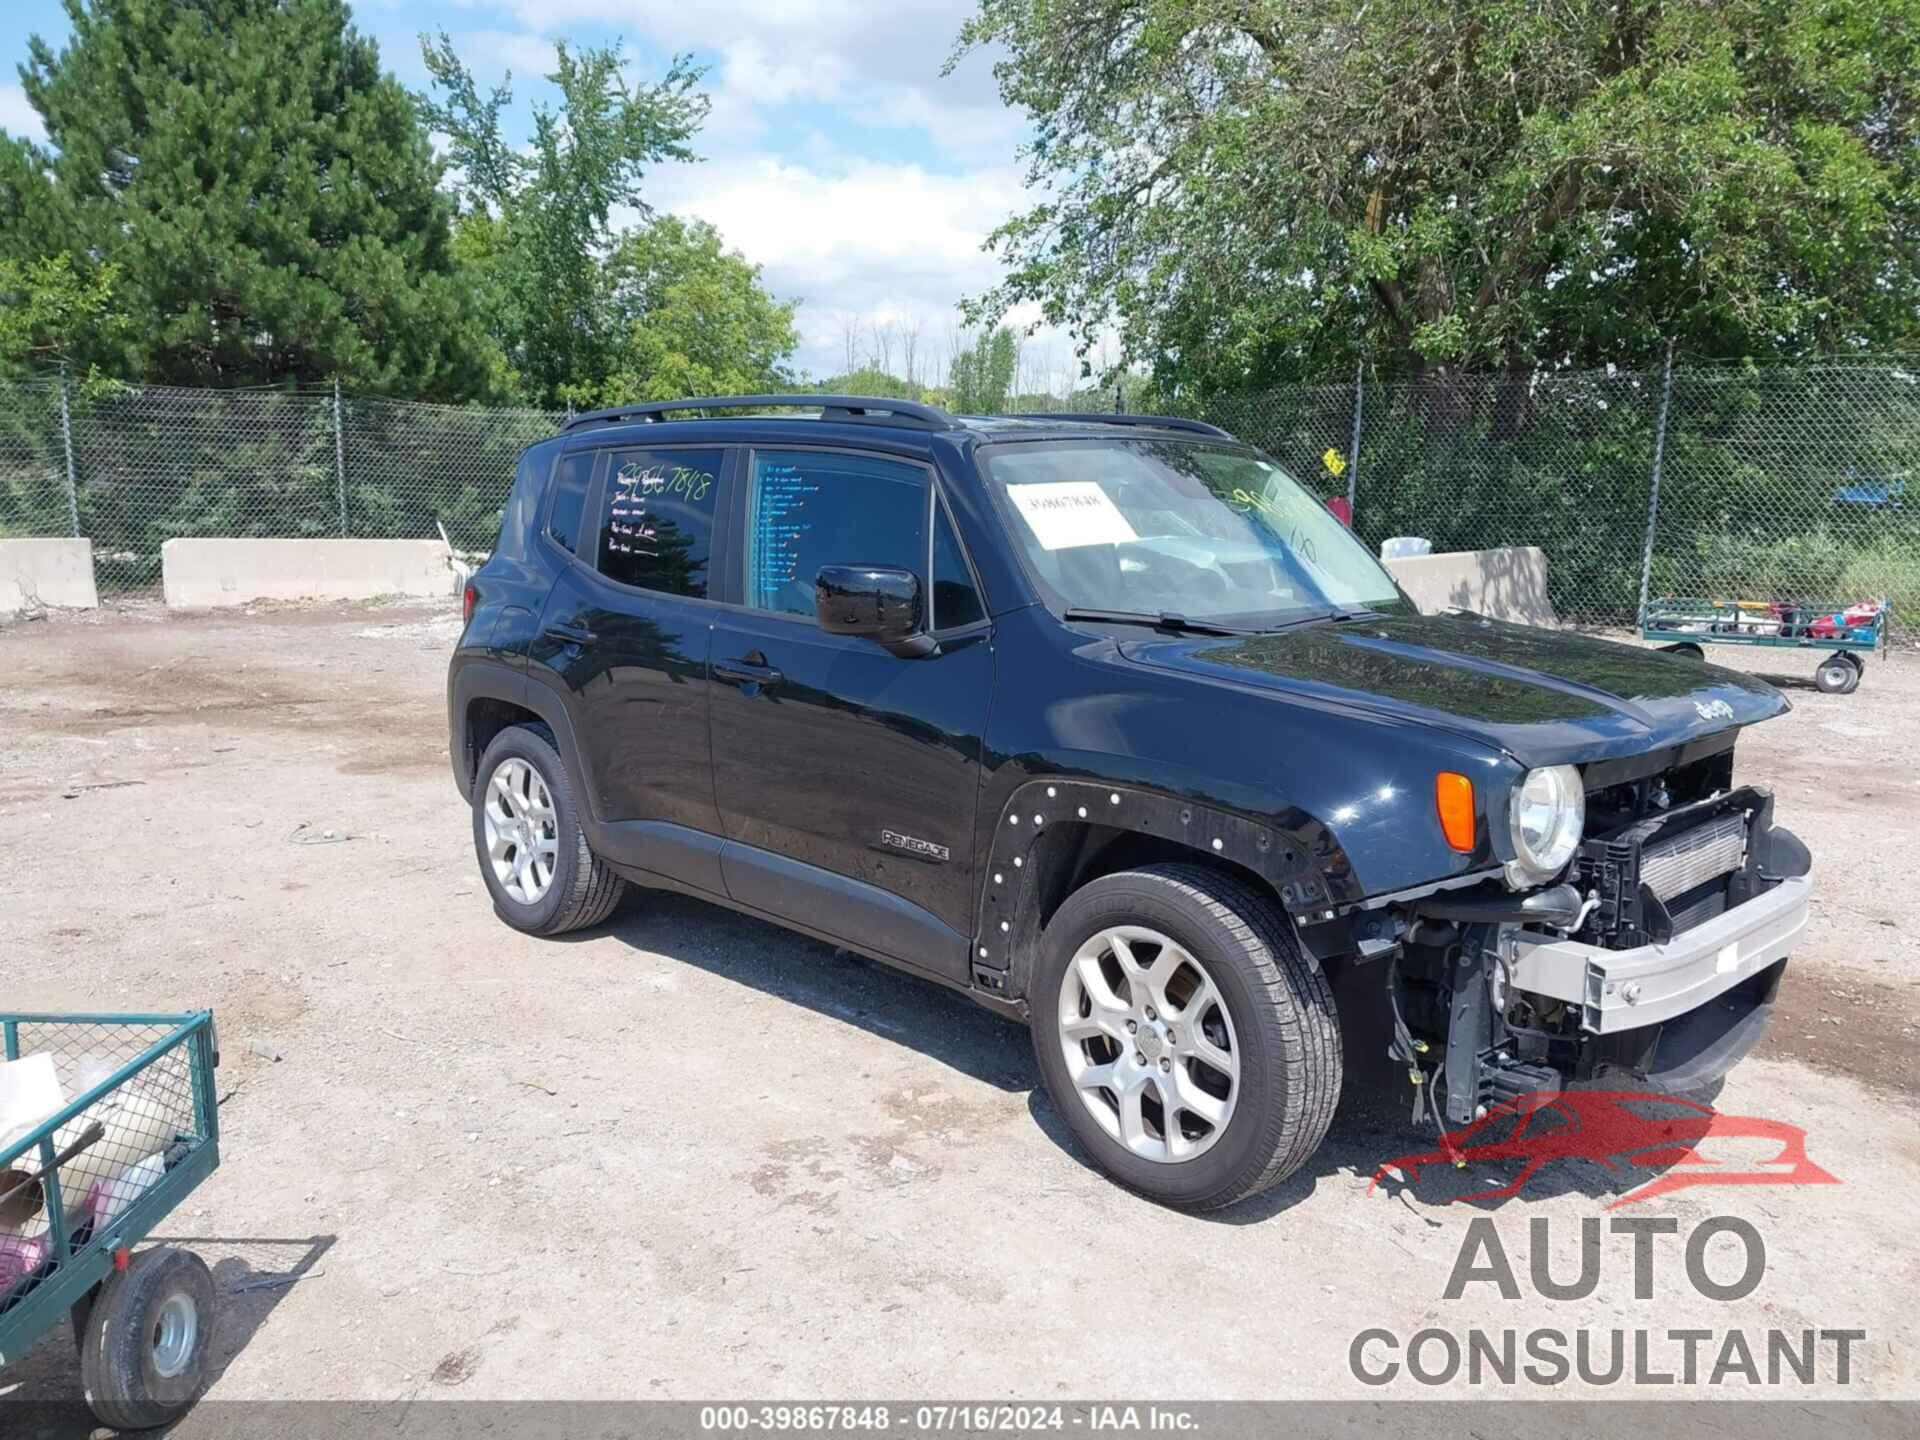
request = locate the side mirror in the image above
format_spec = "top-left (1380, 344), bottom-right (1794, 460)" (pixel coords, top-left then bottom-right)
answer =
top-left (815, 565), bottom-right (934, 657)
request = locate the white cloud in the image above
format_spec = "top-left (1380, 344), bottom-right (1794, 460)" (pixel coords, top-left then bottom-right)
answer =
top-left (499, 0), bottom-right (1016, 165)
top-left (656, 155), bottom-right (1024, 294)
top-left (648, 154), bottom-right (1090, 384)
top-left (0, 85), bottom-right (46, 143)
top-left (461, 28), bottom-right (561, 80)
top-left (434, 3), bottom-right (1098, 387)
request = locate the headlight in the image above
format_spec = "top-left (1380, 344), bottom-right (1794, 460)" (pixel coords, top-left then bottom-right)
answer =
top-left (1507, 764), bottom-right (1584, 882)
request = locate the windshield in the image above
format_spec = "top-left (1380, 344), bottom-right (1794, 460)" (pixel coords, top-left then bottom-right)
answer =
top-left (981, 438), bottom-right (1406, 626)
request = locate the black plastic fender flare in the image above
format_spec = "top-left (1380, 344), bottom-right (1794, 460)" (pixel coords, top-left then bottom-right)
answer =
top-left (971, 778), bottom-right (1358, 1000)
top-left (449, 660), bottom-right (596, 820)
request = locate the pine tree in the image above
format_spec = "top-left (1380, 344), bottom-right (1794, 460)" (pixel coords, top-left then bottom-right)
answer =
top-left (0, 0), bottom-right (501, 396)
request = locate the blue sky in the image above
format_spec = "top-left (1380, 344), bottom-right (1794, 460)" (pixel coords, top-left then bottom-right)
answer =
top-left (0, 0), bottom-right (1082, 385)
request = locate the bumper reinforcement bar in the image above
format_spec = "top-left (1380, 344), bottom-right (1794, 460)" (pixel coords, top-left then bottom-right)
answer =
top-left (1505, 875), bottom-right (1810, 1034)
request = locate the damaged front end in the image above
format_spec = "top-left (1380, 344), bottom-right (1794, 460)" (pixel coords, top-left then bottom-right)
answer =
top-left (1374, 745), bottom-right (1813, 1128)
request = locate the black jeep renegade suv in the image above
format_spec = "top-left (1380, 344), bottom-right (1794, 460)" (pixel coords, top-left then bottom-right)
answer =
top-left (449, 395), bottom-right (1811, 1210)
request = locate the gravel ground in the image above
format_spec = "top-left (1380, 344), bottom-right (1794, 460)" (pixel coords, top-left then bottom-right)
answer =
top-left (0, 599), bottom-right (1915, 1408)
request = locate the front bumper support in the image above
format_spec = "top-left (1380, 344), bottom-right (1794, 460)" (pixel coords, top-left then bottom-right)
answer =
top-left (1505, 875), bottom-right (1810, 1035)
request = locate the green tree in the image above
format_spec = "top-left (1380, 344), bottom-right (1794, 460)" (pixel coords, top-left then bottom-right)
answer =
top-left (0, 254), bottom-right (127, 381)
top-left (0, 0), bottom-right (498, 396)
top-left (948, 326), bottom-right (1018, 412)
top-left (419, 31), bottom-right (708, 405)
top-left (810, 365), bottom-right (920, 399)
top-left (598, 215), bottom-right (799, 403)
top-left (955, 0), bottom-right (1920, 395)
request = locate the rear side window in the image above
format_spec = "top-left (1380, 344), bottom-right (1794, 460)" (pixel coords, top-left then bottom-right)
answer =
top-left (595, 447), bottom-right (722, 598)
top-left (545, 452), bottom-right (594, 555)
top-left (493, 444), bottom-right (552, 562)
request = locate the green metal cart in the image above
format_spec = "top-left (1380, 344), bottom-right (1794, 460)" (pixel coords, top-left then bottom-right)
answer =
top-left (1, 1012), bottom-right (220, 1430)
top-left (1640, 597), bottom-right (1891, 695)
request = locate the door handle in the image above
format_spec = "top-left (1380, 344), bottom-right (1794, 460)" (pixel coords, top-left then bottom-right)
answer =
top-left (544, 622), bottom-right (597, 646)
top-left (714, 658), bottom-right (784, 688)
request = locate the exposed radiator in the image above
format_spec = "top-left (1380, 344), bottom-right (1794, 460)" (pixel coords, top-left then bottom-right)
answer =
top-left (1639, 812), bottom-right (1748, 902)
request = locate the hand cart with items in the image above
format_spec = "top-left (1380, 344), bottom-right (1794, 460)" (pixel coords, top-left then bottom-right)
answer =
top-left (0, 1011), bottom-right (220, 1430)
top-left (1640, 596), bottom-right (1891, 694)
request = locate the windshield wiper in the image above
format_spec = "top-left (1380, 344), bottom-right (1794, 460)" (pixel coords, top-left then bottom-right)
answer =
top-left (1061, 607), bottom-right (1252, 637)
top-left (1251, 607), bottom-right (1369, 633)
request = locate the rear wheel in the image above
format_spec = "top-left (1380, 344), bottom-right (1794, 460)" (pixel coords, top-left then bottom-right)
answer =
top-left (1030, 864), bottom-right (1341, 1211)
top-left (472, 724), bottom-right (625, 935)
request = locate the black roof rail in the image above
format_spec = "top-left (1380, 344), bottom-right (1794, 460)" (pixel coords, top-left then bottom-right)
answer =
top-left (1002, 412), bottom-right (1233, 440)
top-left (562, 394), bottom-right (958, 433)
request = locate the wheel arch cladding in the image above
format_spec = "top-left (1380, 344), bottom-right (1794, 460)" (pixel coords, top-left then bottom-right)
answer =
top-left (464, 695), bottom-right (545, 786)
top-left (974, 779), bottom-right (1355, 1000)
top-left (456, 664), bottom-right (598, 819)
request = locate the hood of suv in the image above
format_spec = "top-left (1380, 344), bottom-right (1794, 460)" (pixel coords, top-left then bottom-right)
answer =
top-left (1118, 612), bottom-right (1788, 765)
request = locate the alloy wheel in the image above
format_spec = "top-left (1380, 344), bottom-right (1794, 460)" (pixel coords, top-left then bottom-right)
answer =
top-left (483, 757), bottom-right (559, 904)
top-left (1057, 925), bottom-right (1240, 1162)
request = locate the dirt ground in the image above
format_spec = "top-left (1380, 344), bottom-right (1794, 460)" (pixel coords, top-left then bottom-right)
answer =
top-left (1, 598), bottom-right (1916, 1408)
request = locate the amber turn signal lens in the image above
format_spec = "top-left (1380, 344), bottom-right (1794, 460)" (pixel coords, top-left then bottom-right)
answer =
top-left (1435, 772), bottom-right (1475, 852)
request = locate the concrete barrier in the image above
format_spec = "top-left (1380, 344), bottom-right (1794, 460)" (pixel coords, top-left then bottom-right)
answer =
top-left (1384, 545), bottom-right (1557, 627)
top-left (161, 538), bottom-right (457, 608)
top-left (0, 538), bottom-right (99, 614)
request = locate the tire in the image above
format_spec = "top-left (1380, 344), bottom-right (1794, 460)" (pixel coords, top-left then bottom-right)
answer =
top-left (472, 723), bottom-right (625, 936)
top-left (1661, 642), bottom-right (1705, 661)
top-left (1814, 655), bottom-right (1860, 695)
top-left (1030, 863), bottom-right (1342, 1211)
top-left (79, 1246), bottom-right (216, 1430)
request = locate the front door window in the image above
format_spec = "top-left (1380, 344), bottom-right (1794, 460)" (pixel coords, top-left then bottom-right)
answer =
top-left (743, 449), bottom-right (929, 619)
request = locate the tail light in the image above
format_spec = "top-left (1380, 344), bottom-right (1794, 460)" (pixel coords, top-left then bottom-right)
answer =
top-left (462, 582), bottom-right (478, 625)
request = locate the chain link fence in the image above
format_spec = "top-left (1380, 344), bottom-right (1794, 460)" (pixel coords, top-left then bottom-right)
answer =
top-left (1, 361), bottom-right (1914, 638)
top-left (1195, 357), bottom-right (1919, 642)
top-left (0, 375), bottom-right (561, 592)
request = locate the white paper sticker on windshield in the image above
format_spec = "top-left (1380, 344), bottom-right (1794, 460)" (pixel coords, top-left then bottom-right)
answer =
top-left (1007, 482), bottom-right (1140, 550)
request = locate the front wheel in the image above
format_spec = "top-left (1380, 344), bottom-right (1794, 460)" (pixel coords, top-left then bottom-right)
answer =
top-left (1030, 864), bottom-right (1342, 1211)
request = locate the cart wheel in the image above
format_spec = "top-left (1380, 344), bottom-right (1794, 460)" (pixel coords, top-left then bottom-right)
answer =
top-left (80, 1246), bottom-right (216, 1430)
top-left (1661, 642), bottom-right (1706, 661)
top-left (1815, 654), bottom-right (1861, 695)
